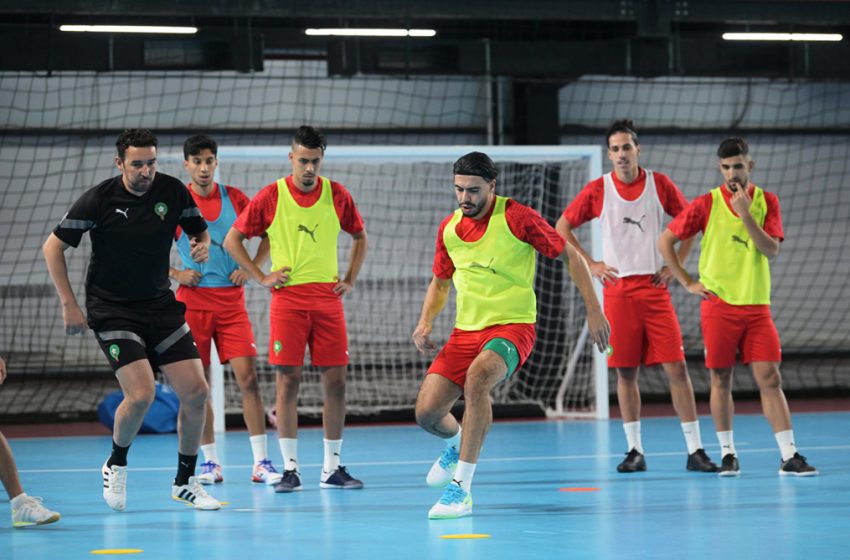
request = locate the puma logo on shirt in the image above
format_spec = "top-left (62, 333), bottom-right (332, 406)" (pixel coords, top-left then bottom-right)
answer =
top-left (731, 235), bottom-right (749, 249)
top-left (298, 223), bottom-right (318, 242)
top-left (115, 208), bottom-right (129, 219)
top-left (469, 257), bottom-right (496, 274)
top-left (623, 215), bottom-right (646, 232)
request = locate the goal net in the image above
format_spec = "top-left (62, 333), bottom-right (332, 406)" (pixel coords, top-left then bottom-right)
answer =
top-left (164, 145), bottom-right (606, 419)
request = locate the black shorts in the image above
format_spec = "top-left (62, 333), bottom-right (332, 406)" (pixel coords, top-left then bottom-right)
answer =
top-left (87, 292), bottom-right (200, 373)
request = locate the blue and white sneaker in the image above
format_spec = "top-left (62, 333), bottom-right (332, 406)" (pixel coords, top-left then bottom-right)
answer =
top-left (428, 481), bottom-right (472, 519)
top-left (197, 460), bottom-right (223, 485)
top-left (252, 459), bottom-right (283, 485)
top-left (426, 445), bottom-right (459, 488)
top-left (320, 466), bottom-right (364, 489)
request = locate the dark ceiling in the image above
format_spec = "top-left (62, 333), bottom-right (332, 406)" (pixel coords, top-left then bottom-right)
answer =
top-left (3, 0), bottom-right (850, 79)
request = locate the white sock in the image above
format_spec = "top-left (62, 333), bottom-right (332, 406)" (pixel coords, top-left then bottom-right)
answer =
top-left (444, 426), bottom-right (462, 450)
top-left (717, 431), bottom-right (736, 457)
top-left (200, 443), bottom-right (219, 464)
top-left (775, 430), bottom-right (798, 461)
top-left (681, 421), bottom-right (703, 455)
top-left (323, 439), bottom-right (343, 472)
top-left (249, 434), bottom-right (268, 464)
top-left (10, 493), bottom-right (28, 509)
top-left (623, 421), bottom-right (643, 453)
top-left (278, 438), bottom-right (299, 472)
top-left (454, 461), bottom-right (476, 492)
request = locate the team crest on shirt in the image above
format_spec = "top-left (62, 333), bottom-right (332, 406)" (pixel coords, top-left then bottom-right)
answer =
top-left (273, 340), bottom-right (282, 355)
top-left (154, 202), bottom-right (168, 221)
top-left (108, 344), bottom-right (120, 361)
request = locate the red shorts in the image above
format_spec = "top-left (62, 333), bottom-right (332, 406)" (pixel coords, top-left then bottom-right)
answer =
top-left (701, 296), bottom-right (781, 368)
top-left (604, 276), bottom-right (684, 368)
top-left (269, 298), bottom-right (348, 367)
top-left (427, 323), bottom-right (536, 388)
top-left (184, 307), bottom-right (257, 367)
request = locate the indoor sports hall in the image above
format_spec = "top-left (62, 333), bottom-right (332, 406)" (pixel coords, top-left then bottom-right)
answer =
top-left (1, 2), bottom-right (849, 559)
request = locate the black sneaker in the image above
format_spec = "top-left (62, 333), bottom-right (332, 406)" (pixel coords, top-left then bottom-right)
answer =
top-left (617, 448), bottom-right (647, 473)
top-left (686, 449), bottom-right (719, 472)
top-left (718, 454), bottom-right (740, 477)
top-left (320, 465), bottom-right (364, 489)
top-left (779, 453), bottom-right (819, 477)
top-left (273, 469), bottom-right (303, 493)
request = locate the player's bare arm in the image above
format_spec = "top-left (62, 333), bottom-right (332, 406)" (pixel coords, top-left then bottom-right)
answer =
top-left (555, 214), bottom-right (620, 285)
top-left (334, 229), bottom-right (368, 296)
top-left (169, 266), bottom-right (202, 286)
top-left (223, 227), bottom-right (290, 288)
top-left (657, 229), bottom-right (712, 299)
top-left (412, 276), bottom-right (451, 354)
top-left (653, 236), bottom-right (696, 286)
top-left (189, 229), bottom-right (211, 263)
top-left (560, 241), bottom-right (610, 352)
top-left (42, 233), bottom-right (87, 335)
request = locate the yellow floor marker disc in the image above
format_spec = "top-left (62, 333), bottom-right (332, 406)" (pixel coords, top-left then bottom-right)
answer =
top-left (90, 549), bottom-right (144, 555)
top-left (439, 534), bottom-right (491, 539)
top-left (559, 487), bottom-right (600, 492)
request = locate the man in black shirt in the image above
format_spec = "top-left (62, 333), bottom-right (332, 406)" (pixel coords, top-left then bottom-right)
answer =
top-left (43, 129), bottom-right (221, 511)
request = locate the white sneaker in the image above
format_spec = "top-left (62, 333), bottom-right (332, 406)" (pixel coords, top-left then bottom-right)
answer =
top-left (197, 460), bottom-right (223, 485)
top-left (102, 461), bottom-right (127, 512)
top-left (252, 458), bottom-right (283, 485)
top-left (11, 496), bottom-right (61, 527)
top-left (426, 445), bottom-right (459, 488)
top-left (428, 481), bottom-right (473, 519)
top-left (172, 476), bottom-right (222, 510)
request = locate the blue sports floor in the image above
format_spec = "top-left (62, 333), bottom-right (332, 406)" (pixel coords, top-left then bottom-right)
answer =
top-left (3, 412), bottom-right (849, 559)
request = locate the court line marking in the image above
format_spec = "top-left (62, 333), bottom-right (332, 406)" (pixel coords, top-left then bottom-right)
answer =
top-left (18, 444), bottom-right (850, 474)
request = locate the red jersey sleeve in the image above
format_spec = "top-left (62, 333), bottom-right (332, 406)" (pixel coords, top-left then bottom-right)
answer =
top-left (233, 182), bottom-right (278, 238)
top-left (654, 173), bottom-right (689, 218)
top-left (432, 215), bottom-right (455, 279)
top-left (506, 200), bottom-right (566, 259)
top-left (563, 177), bottom-right (604, 228)
top-left (763, 191), bottom-right (784, 241)
top-left (330, 182), bottom-right (365, 235)
top-left (667, 193), bottom-right (712, 240)
top-left (226, 185), bottom-right (251, 215)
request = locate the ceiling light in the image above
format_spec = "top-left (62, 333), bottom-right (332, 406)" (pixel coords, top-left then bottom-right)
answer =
top-left (722, 32), bottom-right (842, 42)
top-left (305, 28), bottom-right (436, 37)
top-left (60, 25), bottom-right (198, 34)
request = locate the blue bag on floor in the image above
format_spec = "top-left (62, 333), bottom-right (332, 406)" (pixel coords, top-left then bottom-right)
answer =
top-left (97, 382), bottom-right (180, 434)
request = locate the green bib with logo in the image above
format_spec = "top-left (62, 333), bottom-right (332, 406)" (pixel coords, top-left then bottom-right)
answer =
top-left (267, 177), bottom-right (340, 286)
top-left (443, 196), bottom-right (537, 330)
top-left (699, 186), bottom-right (771, 305)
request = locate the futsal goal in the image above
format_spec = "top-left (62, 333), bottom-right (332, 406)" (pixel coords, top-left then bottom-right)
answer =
top-left (166, 145), bottom-right (609, 421)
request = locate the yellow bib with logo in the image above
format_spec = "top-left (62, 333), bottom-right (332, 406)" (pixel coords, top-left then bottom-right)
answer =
top-left (443, 196), bottom-right (537, 330)
top-left (699, 186), bottom-right (771, 305)
top-left (267, 177), bottom-right (340, 286)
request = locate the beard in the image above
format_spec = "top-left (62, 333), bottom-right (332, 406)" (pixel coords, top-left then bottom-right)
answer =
top-left (459, 198), bottom-right (487, 217)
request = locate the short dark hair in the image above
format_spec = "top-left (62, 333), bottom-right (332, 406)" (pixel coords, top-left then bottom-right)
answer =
top-left (183, 134), bottom-right (218, 160)
top-left (717, 137), bottom-right (749, 159)
top-left (292, 125), bottom-right (327, 152)
top-left (606, 119), bottom-right (639, 147)
top-left (115, 129), bottom-right (158, 160)
top-left (453, 151), bottom-right (498, 182)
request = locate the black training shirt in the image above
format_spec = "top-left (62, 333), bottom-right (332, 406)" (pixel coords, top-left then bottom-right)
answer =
top-left (53, 172), bottom-right (207, 303)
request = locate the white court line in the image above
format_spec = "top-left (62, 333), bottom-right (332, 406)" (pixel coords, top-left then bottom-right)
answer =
top-left (18, 444), bottom-right (850, 474)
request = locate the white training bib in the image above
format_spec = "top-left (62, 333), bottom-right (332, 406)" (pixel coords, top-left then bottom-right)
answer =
top-left (599, 170), bottom-right (665, 276)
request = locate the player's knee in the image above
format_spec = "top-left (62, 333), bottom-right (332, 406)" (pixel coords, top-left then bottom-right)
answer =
top-left (663, 362), bottom-right (688, 384)
top-left (124, 389), bottom-right (155, 414)
top-left (414, 401), bottom-right (440, 430)
top-left (710, 369), bottom-right (733, 389)
top-left (756, 367), bottom-right (782, 390)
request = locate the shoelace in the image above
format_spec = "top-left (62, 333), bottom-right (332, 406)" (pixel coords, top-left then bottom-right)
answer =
top-left (439, 447), bottom-right (459, 469)
top-left (109, 468), bottom-right (127, 494)
top-left (15, 496), bottom-right (47, 515)
top-left (200, 461), bottom-right (218, 472)
top-left (257, 459), bottom-right (278, 472)
top-left (188, 479), bottom-right (213, 500)
top-left (439, 484), bottom-right (466, 505)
